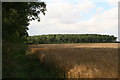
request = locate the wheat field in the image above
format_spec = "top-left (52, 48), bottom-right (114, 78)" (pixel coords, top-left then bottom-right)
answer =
top-left (27, 43), bottom-right (118, 78)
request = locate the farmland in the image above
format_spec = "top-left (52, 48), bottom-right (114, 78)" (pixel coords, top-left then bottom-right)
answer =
top-left (28, 43), bottom-right (118, 78)
top-left (2, 2), bottom-right (119, 79)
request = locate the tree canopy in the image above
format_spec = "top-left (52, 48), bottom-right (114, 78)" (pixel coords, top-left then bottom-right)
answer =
top-left (27, 34), bottom-right (117, 44)
top-left (2, 2), bottom-right (47, 43)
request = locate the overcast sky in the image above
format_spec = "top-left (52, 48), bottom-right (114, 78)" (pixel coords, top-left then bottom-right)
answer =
top-left (28, 0), bottom-right (119, 39)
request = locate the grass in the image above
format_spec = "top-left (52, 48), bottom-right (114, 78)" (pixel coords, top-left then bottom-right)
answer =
top-left (28, 43), bottom-right (118, 78)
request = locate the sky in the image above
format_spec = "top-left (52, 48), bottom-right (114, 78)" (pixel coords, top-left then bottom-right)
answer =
top-left (28, 0), bottom-right (119, 40)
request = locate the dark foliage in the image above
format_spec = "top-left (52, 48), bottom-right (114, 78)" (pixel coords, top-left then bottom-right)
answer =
top-left (2, 2), bottom-right (46, 43)
top-left (27, 34), bottom-right (117, 44)
top-left (2, 2), bottom-right (47, 78)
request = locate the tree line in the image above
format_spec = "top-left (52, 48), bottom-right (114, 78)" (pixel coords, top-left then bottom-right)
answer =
top-left (27, 34), bottom-right (117, 44)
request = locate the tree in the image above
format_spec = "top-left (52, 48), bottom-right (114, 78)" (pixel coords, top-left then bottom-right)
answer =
top-left (2, 2), bottom-right (47, 43)
top-left (2, 2), bottom-right (47, 78)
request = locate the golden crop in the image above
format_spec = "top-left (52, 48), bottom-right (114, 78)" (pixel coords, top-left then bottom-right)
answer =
top-left (28, 43), bottom-right (118, 78)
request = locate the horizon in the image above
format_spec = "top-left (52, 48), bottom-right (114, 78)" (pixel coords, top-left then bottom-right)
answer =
top-left (29, 33), bottom-right (117, 37)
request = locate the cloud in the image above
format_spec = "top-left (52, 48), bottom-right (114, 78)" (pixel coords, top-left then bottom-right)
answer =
top-left (28, 0), bottom-right (96, 33)
top-left (45, 0), bottom-right (95, 23)
top-left (76, 7), bottom-right (118, 36)
top-left (28, 0), bottom-right (118, 38)
top-left (96, 7), bottom-right (104, 14)
top-left (104, 0), bottom-right (119, 6)
top-left (88, 7), bottom-right (117, 31)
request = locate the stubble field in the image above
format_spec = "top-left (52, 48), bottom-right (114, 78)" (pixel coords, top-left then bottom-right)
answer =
top-left (28, 43), bottom-right (118, 78)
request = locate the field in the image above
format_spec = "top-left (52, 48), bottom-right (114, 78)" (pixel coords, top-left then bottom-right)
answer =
top-left (28, 43), bottom-right (118, 78)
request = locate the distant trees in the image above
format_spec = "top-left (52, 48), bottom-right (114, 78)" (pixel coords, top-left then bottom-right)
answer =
top-left (27, 34), bottom-right (117, 44)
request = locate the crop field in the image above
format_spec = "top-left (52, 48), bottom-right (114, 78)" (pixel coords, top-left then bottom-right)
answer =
top-left (28, 43), bottom-right (118, 78)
